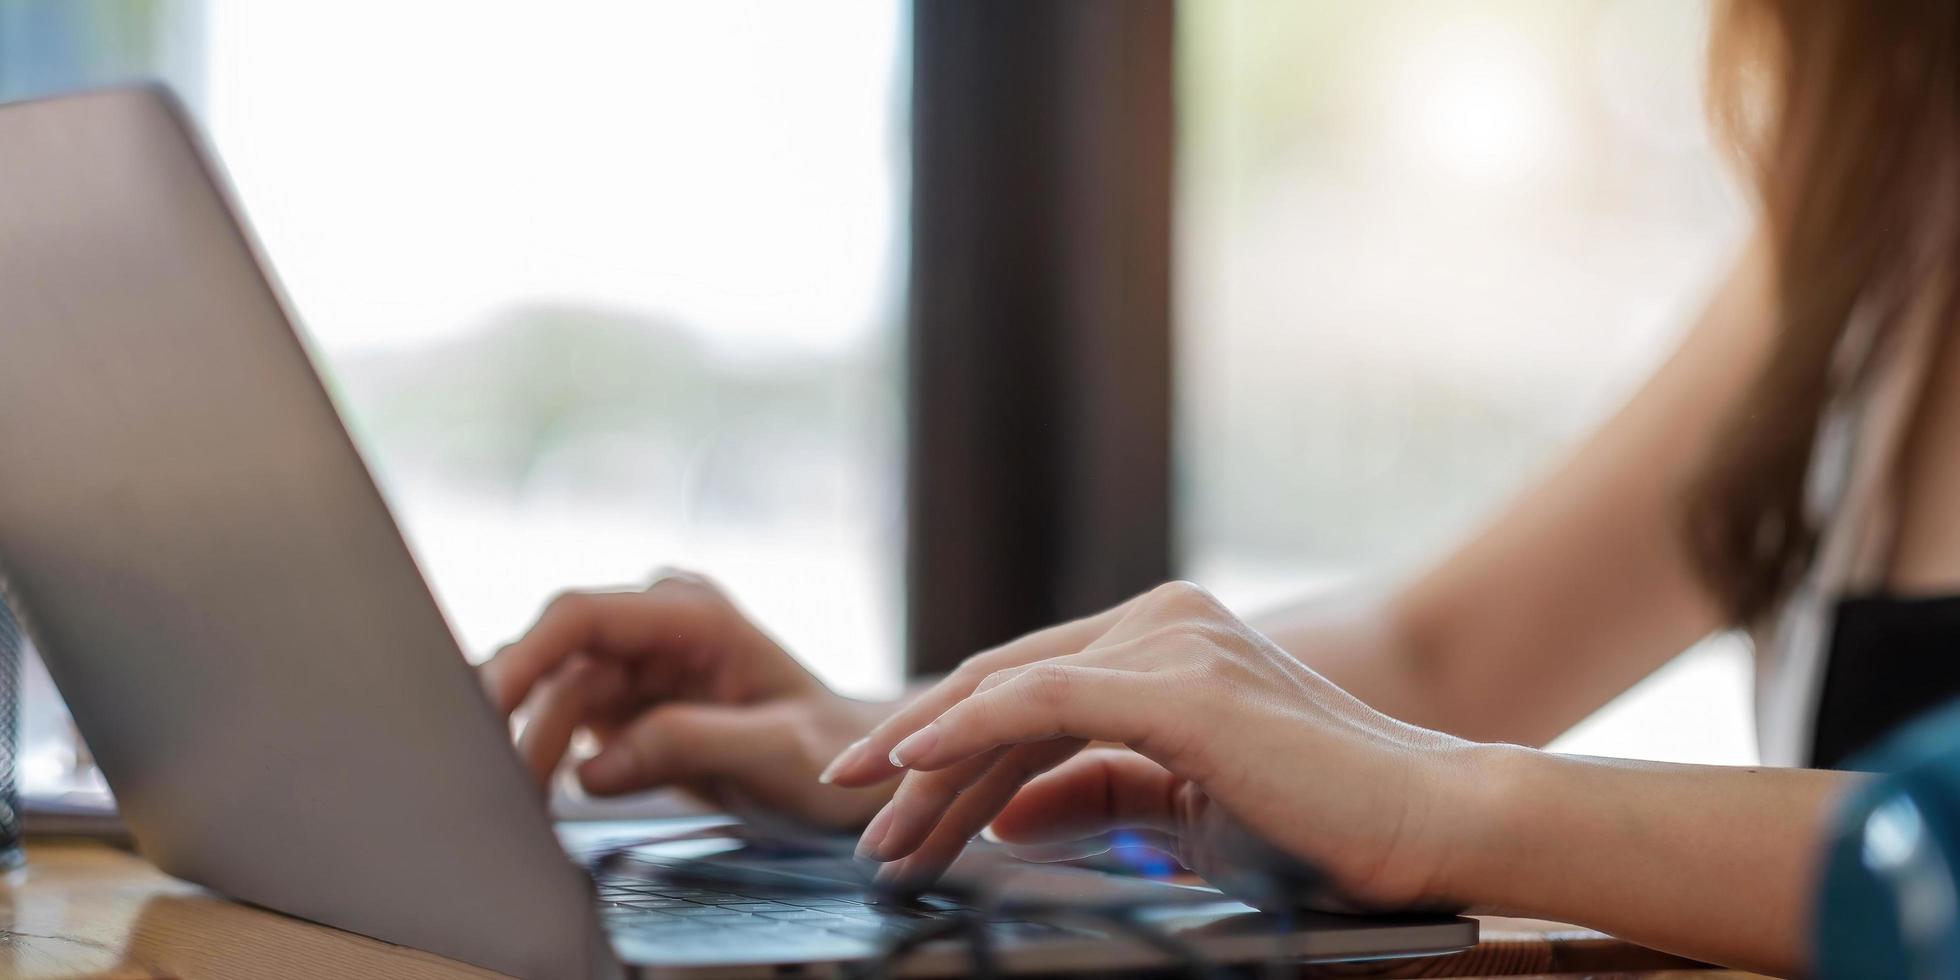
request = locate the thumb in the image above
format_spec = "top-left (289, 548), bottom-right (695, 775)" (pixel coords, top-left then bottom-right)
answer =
top-left (987, 748), bottom-right (1183, 845)
top-left (577, 702), bottom-right (785, 796)
top-left (995, 829), bottom-right (1184, 867)
top-left (991, 749), bottom-right (1319, 909)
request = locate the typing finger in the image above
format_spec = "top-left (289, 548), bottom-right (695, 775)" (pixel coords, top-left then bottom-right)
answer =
top-left (986, 747), bottom-right (1184, 843)
top-left (872, 739), bottom-right (1084, 888)
top-left (888, 665), bottom-right (1158, 773)
top-left (514, 657), bottom-right (601, 789)
top-left (855, 749), bottom-right (1008, 861)
top-left (577, 701), bottom-right (788, 796)
top-left (480, 580), bottom-right (734, 715)
top-left (820, 600), bottom-right (1142, 788)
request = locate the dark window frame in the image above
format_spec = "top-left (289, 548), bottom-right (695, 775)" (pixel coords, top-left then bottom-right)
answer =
top-left (905, 0), bottom-right (1176, 675)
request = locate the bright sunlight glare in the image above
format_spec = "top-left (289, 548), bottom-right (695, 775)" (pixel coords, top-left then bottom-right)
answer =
top-left (1376, 18), bottom-right (1563, 185)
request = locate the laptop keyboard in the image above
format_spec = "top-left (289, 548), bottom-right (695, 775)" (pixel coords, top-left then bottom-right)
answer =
top-left (593, 859), bottom-right (1080, 954)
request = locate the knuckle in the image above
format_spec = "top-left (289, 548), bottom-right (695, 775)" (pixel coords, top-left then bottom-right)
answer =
top-left (1158, 619), bottom-right (1229, 651)
top-left (956, 646), bottom-right (1012, 681)
top-left (891, 769), bottom-right (937, 809)
top-left (949, 656), bottom-right (987, 685)
top-left (651, 565), bottom-right (715, 588)
top-left (484, 643), bottom-right (520, 672)
top-left (1146, 580), bottom-right (1223, 616)
top-left (542, 590), bottom-right (593, 621)
top-left (973, 667), bottom-right (1017, 695)
top-left (1193, 649), bottom-right (1246, 687)
top-left (921, 769), bottom-right (966, 806)
top-left (1017, 664), bottom-right (1075, 707)
top-left (638, 702), bottom-right (689, 737)
top-left (1144, 618), bottom-right (1244, 682)
top-left (648, 570), bottom-right (728, 608)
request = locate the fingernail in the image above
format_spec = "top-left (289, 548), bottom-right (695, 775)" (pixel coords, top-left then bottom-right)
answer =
top-left (856, 802), bottom-right (896, 861)
top-left (979, 825), bottom-right (1004, 844)
top-left (819, 738), bottom-right (867, 785)
top-left (889, 725), bottom-right (940, 768)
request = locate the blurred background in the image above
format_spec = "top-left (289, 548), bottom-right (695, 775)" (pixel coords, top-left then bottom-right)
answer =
top-left (0, 0), bottom-right (1754, 807)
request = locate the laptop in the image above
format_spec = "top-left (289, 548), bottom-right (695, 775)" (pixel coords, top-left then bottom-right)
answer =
top-left (0, 86), bottom-right (1476, 979)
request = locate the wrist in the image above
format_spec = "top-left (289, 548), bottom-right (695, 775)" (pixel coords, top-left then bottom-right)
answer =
top-left (1426, 741), bottom-right (1548, 912)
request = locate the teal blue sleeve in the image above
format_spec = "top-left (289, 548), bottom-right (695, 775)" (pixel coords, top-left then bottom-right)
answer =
top-left (1817, 700), bottom-right (1960, 978)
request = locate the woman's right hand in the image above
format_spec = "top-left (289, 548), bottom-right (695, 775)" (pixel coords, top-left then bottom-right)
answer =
top-left (480, 572), bottom-right (895, 830)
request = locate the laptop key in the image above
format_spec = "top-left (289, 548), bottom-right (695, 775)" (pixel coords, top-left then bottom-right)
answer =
top-left (659, 906), bottom-right (755, 919)
top-left (721, 902), bottom-right (802, 913)
top-left (836, 910), bottom-right (900, 923)
top-left (624, 923), bottom-right (711, 940)
top-left (735, 923), bottom-right (836, 942)
top-left (759, 909), bottom-right (849, 922)
top-left (821, 920), bottom-right (907, 940)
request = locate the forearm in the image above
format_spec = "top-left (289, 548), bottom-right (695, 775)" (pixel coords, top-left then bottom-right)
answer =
top-left (1252, 589), bottom-right (1449, 731)
top-left (1445, 745), bottom-right (1860, 977)
top-left (1254, 564), bottom-right (1716, 746)
top-left (1252, 586), bottom-right (1566, 743)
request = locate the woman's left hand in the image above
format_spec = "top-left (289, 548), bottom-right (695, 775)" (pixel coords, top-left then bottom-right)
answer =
top-left (821, 581), bottom-right (1486, 908)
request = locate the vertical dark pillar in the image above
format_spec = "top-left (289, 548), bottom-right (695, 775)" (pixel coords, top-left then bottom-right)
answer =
top-left (906, 0), bottom-right (1175, 675)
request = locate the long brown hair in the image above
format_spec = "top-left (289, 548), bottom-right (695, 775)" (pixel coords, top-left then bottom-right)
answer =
top-left (1689, 0), bottom-right (1960, 625)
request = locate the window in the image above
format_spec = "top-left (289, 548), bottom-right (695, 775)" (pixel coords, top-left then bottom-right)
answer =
top-left (200, 0), bottom-right (911, 700)
top-left (2, 0), bottom-right (909, 802)
top-left (1175, 0), bottom-right (1757, 763)
top-left (5, 0), bottom-right (1759, 798)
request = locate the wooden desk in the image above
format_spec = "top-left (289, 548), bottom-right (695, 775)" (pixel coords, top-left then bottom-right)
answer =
top-left (0, 841), bottom-right (1772, 979)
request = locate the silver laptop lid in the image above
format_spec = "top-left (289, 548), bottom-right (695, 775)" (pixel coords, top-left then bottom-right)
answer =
top-left (0, 86), bottom-right (616, 980)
